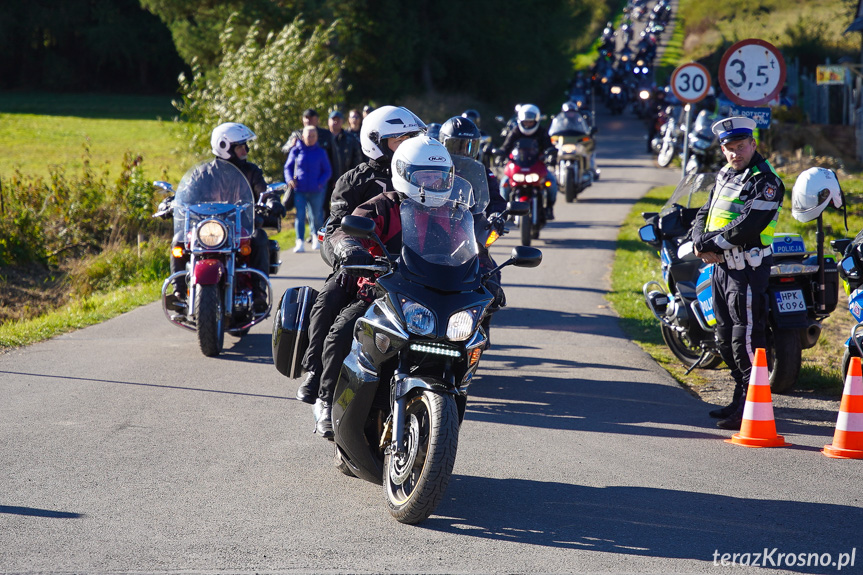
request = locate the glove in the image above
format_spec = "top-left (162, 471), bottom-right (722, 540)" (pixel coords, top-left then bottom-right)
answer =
top-left (267, 197), bottom-right (287, 219)
top-left (154, 196), bottom-right (174, 219)
top-left (338, 249), bottom-right (374, 275)
top-left (487, 212), bottom-right (506, 235)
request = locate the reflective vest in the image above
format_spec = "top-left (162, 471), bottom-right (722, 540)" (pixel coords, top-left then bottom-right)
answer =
top-left (705, 160), bottom-right (781, 247)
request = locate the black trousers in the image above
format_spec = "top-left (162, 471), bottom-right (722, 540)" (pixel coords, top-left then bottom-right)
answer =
top-left (711, 257), bottom-right (771, 405)
top-left (301, 271), bottom-right (356, 375)
top-left (319, 298), bottom-right (371, 403)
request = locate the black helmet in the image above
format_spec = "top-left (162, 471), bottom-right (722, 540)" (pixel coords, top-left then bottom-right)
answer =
top-left (461, 109), bottom-right (481, 128)
top-left (439, 116), bottom-right (482, 159)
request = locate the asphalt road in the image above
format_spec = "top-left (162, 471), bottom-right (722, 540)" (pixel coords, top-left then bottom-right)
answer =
top-left (2, 108), bottom-right (862, 574)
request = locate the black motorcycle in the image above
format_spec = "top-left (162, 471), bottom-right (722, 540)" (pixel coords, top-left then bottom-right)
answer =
top-left (274, 180), bottom-right (542, 524)
top-left (638, 173), bottom-right (839, 393)
top-left (684, 109), bottom-right (722, 175)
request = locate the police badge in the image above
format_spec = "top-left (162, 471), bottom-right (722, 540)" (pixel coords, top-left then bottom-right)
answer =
top-left (764, 185), bottom-right (777, 200)
top-left (723, 120), bottom-right (733, 131)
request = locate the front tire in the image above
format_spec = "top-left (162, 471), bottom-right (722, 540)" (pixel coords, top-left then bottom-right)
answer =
top-left (196, 284), bottom-right (224, 357)
top-left (657, 140), bottom-right (674, 167)
top-left (563, 167), bottom-right (576, 202)
top-left (768, 328), bottom-right (802, 393)
top-left (384, 392), bottom-right (459, 525)
top-left (519, 212), bottom-right (532, 246)
top-left (661, 324), bottom-right (723, 369)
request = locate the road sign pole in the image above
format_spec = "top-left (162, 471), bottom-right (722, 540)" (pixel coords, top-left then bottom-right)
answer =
top-left (681, 104), bottom-right (691, 178)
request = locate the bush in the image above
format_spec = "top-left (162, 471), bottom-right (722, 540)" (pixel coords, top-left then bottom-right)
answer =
top-left (175, 14), bottom-right (345, 179)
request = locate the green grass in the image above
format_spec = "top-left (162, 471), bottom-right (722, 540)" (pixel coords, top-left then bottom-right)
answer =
top-left (0, 92), bottom-right (196, 184)
top-left (608, 178), bottom-right (855, 394)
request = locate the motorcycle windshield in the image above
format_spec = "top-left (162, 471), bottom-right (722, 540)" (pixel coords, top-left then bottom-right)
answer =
top-left (173, 159), bottom-right (254, 238)
top-left (453, 156), bottom-right (490, 215)
top-left (399, 176), bottom-right (481, 291)
top-left (549, 114), bottom-right (590, 136)
top-left (693, 110), bottom-right (718, 134)
top-left (660, 172), bottom-right (718, 215)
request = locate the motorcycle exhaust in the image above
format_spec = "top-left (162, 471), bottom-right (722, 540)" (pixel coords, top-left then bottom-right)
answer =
top-left (801, 322), bottom-right (822, 349)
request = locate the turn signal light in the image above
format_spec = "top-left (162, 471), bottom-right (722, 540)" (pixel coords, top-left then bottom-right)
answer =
top-left (468, 348), bottom-right (482, 367)
top-left (171, 246), bottom-right (184, 258)
top-left (485, 230), bottom-right (500, 248)
top-left (545, 180), bottom-right (552, 187)
top-left (239, 240), bottom-right (252, 257)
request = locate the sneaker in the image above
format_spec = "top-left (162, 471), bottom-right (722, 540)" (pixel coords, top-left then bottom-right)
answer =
top-left (314, 399), bottom-right (333, 439)
top-left (311, 236), bottom-right (320, 251)
top-left (296, 372), bottom-right (319, 404)
top-left (293, 239), bottom-right (305, 253)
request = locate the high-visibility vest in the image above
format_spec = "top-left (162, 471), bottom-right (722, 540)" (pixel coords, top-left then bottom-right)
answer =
top-left (706, 160), bottom-right (781, 247)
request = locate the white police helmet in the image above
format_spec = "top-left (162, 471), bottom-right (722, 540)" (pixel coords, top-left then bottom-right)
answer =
top-left (392, 136), bottom-right (455, 208)
top-left (791, 167), bottom-right (843, 223)
top-left (211, 122), bottom-right (256, 159)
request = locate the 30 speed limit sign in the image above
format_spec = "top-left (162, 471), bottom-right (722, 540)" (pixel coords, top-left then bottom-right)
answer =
top-left (719, 38), bottom-right (786, 106)
top-left (670, 62), bottom-right (712, 103)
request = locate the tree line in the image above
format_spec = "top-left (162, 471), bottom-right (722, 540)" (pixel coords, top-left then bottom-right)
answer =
top-left (2, 0), bottom-right (617, 107)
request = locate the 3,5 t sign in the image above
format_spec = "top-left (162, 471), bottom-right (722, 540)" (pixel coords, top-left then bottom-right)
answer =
top-left (719, 39), bottom-right (786, 106)
top-left (670, 62), bottom-right (711, 103)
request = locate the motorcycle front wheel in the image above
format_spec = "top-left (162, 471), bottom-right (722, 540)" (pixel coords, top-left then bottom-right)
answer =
top-left (519, 213), bottom-right (532, 246)
top-left (384, 391), bottom-right (459, 525)
top-left (196, 283), bottom-right (224, 357)
top-left (563, 167), bottom-right (576, 203)
top-left (657, 141), bottom-right (675, 167)
top-left (661, 324), bottom-right (723, 369)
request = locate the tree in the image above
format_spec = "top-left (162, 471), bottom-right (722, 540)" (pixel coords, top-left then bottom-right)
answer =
top-left (175, 14), bottom-right (345, 178)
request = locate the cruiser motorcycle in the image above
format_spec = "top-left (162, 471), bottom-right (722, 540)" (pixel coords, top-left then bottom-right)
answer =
top-left (153, 159), bottom-right (282, 357)
top-left (549, 112), bottom-right (595, 203)
top-left (638, 173), bottom-right (839, 393)
top-left (273, 180), bottom-right (542, 523)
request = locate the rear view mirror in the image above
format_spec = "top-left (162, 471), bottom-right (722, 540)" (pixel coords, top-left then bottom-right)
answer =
top-left (510, 246), bottom-right (542, 268)
top-left (341, 215), bottom-right (376, 239)
top-left (639, 223), bottom-right (658, 243)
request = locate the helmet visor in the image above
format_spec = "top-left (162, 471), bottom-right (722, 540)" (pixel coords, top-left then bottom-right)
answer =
top-left (444, 137), bottom-right (481, 159)
top-left (410, 168), bottom-right (454, 191)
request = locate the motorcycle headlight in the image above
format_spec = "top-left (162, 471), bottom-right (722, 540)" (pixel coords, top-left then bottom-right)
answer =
top-left (512, 173), bottom-right (526, 183)
top-left (639, 90), bottom-right (651, 100)
top-left (197, 220), bottom-right (227, 248)
top-left (526, 173), bottom-right (540, 183)
top-left (402, 299), bottom-right (435, 336)
top-left (447, 307), bottom-right (483, 341)
top-left (610, 86), bottom-right (622, 95)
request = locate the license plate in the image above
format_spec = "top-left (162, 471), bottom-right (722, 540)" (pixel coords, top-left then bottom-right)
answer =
top-left (775, 289), bottom-right (806, 313)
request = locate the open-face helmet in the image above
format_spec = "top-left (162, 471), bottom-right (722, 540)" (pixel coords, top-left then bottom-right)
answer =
top-left (792, 167), bottom-right (843, 223)
top-left (392, 136), bottom-right (455, 208)
top-left (211, 122), bottom-right (256, 159)
top-left (360, 105), bottom-right (426, 161)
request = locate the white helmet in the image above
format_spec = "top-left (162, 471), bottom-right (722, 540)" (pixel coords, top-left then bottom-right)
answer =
top-left (792, 167), bottom-right (843, 223)
top-left (392, 136), bottom-right (455, 207)
top-left (211, 122), bottom-right (256, 159)
top-left (517, 104), bottom-right (541, 136)
top-left (360, 105), bottom-right (426, 160)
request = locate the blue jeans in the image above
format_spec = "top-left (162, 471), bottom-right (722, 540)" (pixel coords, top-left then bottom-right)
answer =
top-left (294, 191), bottom-right (325, 241)
top-left (500, 171), bottom-right (558, 204)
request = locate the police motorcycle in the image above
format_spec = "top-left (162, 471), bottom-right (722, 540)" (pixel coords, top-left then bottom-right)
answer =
top-left (153, 160), bottom-right (282, 357)
top-left (638, 172), bottom-right (840, 393)
top-left (549, 109), bottom-right (596, 203)
top-left (684, 109), bottom-right (722, 175)
top-left (275, 177), bottom-right (542, 524)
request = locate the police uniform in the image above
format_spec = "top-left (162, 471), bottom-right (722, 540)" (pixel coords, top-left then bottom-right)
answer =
top-left (690, 117), bottom-right (784, 429)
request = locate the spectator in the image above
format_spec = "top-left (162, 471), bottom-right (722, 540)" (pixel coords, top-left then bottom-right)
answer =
top-left (283, 109), bottom-right (339, 183)
top-left (284, 126), bottom-right (332, 252)
top-left (346, 109), bottom-right (362, 138)
top-left (362, 104), bottom-right (374, 119)
top-left (326, 110), bottom-right (363, 220)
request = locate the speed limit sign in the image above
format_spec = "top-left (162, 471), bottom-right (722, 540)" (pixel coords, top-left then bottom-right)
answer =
top-left (719, 39), bottom-right (786, 106)
top-left (670, 62), bottom-right (712, 103)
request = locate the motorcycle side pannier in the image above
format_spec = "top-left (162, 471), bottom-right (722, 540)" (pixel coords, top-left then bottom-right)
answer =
top-left (272, 286), bottom-right (318, 379)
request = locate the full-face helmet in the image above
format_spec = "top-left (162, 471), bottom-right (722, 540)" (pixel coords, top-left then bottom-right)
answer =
top-left (517, 104), bottom-right (541, 136)
top-left (461, 109), bottom-right (482, 128)
top-left (392, 136), bottom-right (455, 208)
top-left (439, 116), bottom-right (482, 160)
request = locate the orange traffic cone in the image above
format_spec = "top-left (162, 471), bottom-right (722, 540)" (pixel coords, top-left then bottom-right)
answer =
top-left (726, 348), bottom-right (790, 448)
top-left (823, 356), bottom-right (863, 459)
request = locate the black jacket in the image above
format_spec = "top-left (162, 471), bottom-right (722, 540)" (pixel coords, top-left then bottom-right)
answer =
top-left (228, 158), bottom-right (267, 202)
top-left (500, 125), bottom-right (554, 157)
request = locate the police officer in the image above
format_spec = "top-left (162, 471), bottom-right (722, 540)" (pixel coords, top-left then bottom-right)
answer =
top-left (690, 116), bottom-right (783, 430)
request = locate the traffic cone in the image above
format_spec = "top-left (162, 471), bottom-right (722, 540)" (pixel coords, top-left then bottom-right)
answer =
top-left (727, 348), bottom-right (790, 448)
top-left (823, 356), bottom-right (863, 459)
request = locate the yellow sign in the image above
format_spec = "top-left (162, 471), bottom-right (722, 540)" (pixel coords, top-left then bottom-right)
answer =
top-left (817, 66), bottom-right (846, 85)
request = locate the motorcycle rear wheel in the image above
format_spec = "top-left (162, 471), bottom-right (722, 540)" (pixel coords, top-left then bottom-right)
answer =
top-left (196, 284), bottom-right (224, 357)
top-left (661, 324), bottom-right (723, 369)
top-left (768, 328), bottom-right (802, 394)
top-left (384, 391), bottom-right (459, 524)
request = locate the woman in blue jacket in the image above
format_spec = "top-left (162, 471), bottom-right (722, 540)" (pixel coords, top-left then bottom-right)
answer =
top-left (284, 125), bottom-right (333, 252)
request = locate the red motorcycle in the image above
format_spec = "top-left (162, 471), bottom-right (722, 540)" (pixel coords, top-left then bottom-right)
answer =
top-left (503, 139), bottom-right (552, 246)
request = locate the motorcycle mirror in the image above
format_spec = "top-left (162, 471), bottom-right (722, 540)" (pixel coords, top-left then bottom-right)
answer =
top-left (509, 246), bottom-right (543, 268)
top-left (506, 201), bottom-right (530, 217)
top-left (341, 215), bottom-right (377, 239)
top-left (840, 256), bottom-right (859, 280)
top-left (638, 223), bottom-right (658, 243)
top-left (494, 115), bottom-right (505, 123)
top-left (153, 180), bottom-right (174, 194)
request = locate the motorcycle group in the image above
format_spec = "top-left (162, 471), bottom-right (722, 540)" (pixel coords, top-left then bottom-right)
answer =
top-left (146, 0), bottom-right (858, 525)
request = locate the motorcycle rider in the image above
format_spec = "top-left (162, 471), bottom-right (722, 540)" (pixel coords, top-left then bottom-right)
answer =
top-left (312, 136), bottom-right (459, 437)
top-left (690, 116), bottom-right (783, 430)
top-left (497, 104), bottom-right (558, 220)
top-left (294, 106), bottom-right (424, 406)
top-left (165, 122), bottom-right (283, 306)
top-left (559, 101), bottom-right (600, 181)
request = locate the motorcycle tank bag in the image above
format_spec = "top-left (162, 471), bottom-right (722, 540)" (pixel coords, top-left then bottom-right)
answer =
top-left (272, 286), bottom-right (318, 378)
